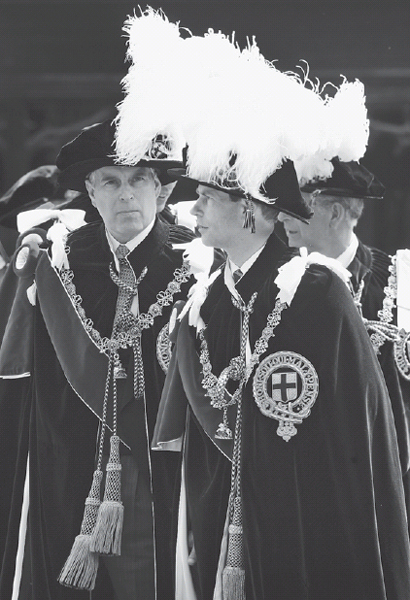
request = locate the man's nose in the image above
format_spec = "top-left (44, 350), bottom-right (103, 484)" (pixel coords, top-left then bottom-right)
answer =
top-left (190, 197), bottom-right (202, 216)
top-left (120, 184), bottom-right (135, 201)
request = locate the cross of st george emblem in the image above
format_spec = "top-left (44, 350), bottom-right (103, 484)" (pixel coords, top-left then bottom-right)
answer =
top-left (253, 351), bottom-right (319, 441)
top-left (271, 372), bottom-right (298, 403)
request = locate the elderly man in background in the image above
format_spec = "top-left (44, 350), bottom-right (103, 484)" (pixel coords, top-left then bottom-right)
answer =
top-left (279, 157), bottom-right (410, 527)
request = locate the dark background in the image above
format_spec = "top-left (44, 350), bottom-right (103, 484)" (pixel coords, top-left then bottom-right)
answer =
top-left (0, 0), bottom-right (409, 253)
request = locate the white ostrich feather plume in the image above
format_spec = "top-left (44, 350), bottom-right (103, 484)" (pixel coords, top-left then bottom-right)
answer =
top-left (115, 8), bottom-right (187, 164)
top-left (295, 78), bottom-right (369, 185)
top-left (115, 8), bottom-right (364, 199)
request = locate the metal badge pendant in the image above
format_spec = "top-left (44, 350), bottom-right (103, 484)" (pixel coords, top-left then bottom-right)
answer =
top-left (253, 351), bottom-right (319, 441)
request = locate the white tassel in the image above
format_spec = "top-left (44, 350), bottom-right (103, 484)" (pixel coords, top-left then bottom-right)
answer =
top-left (90, 436), bottom-right (124, 556)
top-left (223, 566), bottom-right (246, 600)
top-left (90, 500), bottom-right (124, 556)
top-left (58, 534), bottom-right (99, 590)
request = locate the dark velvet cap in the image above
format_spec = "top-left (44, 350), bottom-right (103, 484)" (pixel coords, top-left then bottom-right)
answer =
top-left (301, 158), bottom-right (385, 200)
top-left (0, 165), bottom-right (60, 227)
top-left (168, 159), bottom-right (313, 223)
top-left (56, 120), bottom-right (182, 192)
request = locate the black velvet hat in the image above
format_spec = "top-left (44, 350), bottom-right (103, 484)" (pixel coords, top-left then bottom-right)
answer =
top-left (56, 120), bottom-right (183, 192)
top-left (0, 165), bottom-right (60, 227)
top-left (301, 158), bottom-right (385, 200)
top-left (168, 159), bottom-right (313, 223)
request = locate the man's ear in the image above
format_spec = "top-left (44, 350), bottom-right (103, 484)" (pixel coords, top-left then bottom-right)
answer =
top-left (329, 202), bottom-right (345, 227)
top-left (155, 181), bottom-right (162, 199)
top-left (85, 180), bottom-right (96, 207)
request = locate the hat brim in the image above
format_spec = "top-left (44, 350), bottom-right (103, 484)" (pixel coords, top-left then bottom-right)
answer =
top-left (59, 158), bottom-right (184, 192)
top-left (301, 184), bottom-right (383, 200)
top-left (269, 203), bottom-right (311, 224)
top-left (168, 168), bottom-right (312, 223)
top-left (167, 168), bottom-right (249, 200)
top-left (0, 197), bottom-right (52, 226)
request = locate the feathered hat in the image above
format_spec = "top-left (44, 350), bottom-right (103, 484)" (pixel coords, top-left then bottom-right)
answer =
top-left (56, 120), bottom-right (182, 193)
top-left (114, 8), bottom-right (186, 175)
top-left (114, 10), bottom-right (341, 222)
top-left (294, 78), bottom-right (384, 199)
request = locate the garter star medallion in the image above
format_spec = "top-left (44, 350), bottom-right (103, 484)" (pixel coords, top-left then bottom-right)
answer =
top-left (253, 351), bottom-right (319, 441)
top-left (394, 329), bottom-right (410, 381)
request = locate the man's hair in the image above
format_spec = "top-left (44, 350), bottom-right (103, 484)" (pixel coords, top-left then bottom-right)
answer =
top-left (85, 166), bottom-right (161, 188)
top-left (312, 193), bottom-right (365, 223)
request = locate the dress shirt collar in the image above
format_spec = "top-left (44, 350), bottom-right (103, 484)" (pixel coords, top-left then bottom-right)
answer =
top-left (106, 218), bottom-right (156, 270)
top-left (336, 233), bottom-right (359, 269)
top-left (225, 244), bottom-right (266, 299)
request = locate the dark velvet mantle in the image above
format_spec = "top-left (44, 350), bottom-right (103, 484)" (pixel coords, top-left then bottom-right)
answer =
top-left (157, 236), bottom-right (410, 600)
top-left (1, 218), bottom-right (194, 600)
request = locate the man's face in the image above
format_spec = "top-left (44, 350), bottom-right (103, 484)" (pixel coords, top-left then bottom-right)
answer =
top-left (190, 184), bottom-right (244, 249)
top-left (156, 181), bottom-right (177, 213)
top-left (278, 193), bottom-right (331, 252)
top-left (85, 165), bottom-right (160, 243)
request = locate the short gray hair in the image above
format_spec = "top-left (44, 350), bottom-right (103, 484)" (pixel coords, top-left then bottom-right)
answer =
top-left (312, 193), bottom-right (365, 222)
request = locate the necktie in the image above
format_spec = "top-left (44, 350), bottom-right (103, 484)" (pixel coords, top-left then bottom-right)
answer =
top-left (233, 268), bottom-right (243, 285)
top-left (114, 244), bottom-right (136, 328)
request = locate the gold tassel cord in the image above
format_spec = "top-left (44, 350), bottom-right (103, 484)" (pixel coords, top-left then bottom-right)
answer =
top-left (91, 354), bottom-right (124, 556)
top-left (90, 434), bottom-right (124, 555)
top-left (58, 354), bottom-right (116, 589)
top-left (58, 469), bottom-right (103, 590)
top-left (223, 496), bottom-right (246, 600)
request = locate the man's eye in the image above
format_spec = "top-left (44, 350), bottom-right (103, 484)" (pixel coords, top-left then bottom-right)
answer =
top-left (104, 180), bottom-right (116, 186)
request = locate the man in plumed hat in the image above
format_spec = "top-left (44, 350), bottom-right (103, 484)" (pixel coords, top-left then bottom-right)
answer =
top-left (153, 155), bottom-right (410, 600)
top-left (4, 119), bottom-right (196, 600)
top-left (280, 157), bottom-right (410, 526)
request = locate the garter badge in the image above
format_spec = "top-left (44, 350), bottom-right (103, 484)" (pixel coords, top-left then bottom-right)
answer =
top-left (156, 323), bottom-right (172, 373)
top-left (394, 329), bottom-right (410, 381)
top-left (253, 351), bottom-right (319, 441)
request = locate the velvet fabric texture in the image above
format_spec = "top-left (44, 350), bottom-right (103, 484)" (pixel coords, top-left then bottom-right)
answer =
top-left (0, 217), bottom-right (194, 600)
top-left (156, 231), bottom-right (410, 600)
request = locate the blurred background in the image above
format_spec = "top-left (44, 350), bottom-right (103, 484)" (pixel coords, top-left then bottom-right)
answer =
top-left (0, 0), bottom-right (409, 253)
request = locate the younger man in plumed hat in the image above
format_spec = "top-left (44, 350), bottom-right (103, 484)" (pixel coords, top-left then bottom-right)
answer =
top-left (6, 119), bottom-right (196, 600)
top-left (136, 15), bottom-right (410, 600)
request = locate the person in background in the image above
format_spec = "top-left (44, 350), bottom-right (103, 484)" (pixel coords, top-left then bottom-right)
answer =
top-left (279, 157), bottom-right (410, 527)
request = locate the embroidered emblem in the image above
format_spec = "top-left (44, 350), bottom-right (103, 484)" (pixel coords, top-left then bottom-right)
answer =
top-left (253, 351), bottom-right (319, 441)
top-left (156, 323), bottom-right (172, 373)
top-left (394, 329), bottom-right (410, 381)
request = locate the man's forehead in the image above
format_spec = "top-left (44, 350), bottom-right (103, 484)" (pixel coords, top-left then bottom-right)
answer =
top-left (94, 165), bottom-right (152, 179)
top-left (196, 184), bottom-right (230, 201)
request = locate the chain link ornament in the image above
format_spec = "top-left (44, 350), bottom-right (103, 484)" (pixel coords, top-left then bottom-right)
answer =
top-left (394, 329), bottom-right (410, 381)
top-left (199, 292), bottom-right (258, 439)
top-left (57, 245), bottom-right (191, 590)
